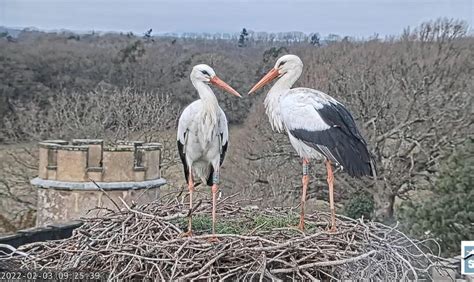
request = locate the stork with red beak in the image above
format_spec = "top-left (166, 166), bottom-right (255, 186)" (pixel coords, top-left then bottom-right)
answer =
top-left (249, 55), bottom-right (376, 231)
top-left (177, 64), bottom-right (241, 238)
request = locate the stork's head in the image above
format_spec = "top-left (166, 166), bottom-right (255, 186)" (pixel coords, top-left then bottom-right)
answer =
top-left (191, 64), bottom-right (216, 82)
top-left (275, 54), bottom-right (303, 74)
top-left (191, 64), bottom-right (242, 97)
top-left (248, 54), bottom-right (303, 95)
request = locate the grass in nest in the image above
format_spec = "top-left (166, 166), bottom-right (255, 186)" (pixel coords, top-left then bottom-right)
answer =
top-left (176, 211), bottom-right (318, 234)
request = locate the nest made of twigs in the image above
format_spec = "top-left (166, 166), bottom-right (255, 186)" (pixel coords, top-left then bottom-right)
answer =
top-left (0, 194), bottom-right (454, 280)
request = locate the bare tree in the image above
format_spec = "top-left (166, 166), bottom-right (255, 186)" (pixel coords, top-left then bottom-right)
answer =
top-left (299, 18), bottom-right (473, 220)
top-left (2, 86), bottom-right (179, 143)
top-left (0, 147), bottom-right (37, 233)
top-left (0, 18), bottom-right (471, 230)
top-left (0, 86), bottom-right (179, 232)
top-left (225, 19), bottom-right (472, 221)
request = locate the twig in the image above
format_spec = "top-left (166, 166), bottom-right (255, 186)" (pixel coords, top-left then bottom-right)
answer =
top-left (89, 178), bottom-right (121, 210)
top-left (0, 244), bottom-right (29, 257)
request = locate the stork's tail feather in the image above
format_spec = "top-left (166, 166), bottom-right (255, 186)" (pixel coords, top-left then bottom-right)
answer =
top-left (206, 166), bottom-right (215, 186)
top-left (338, 138), bottom-right (376, 178)
top-left (194, 163), bottom-right (212, 187)
top-left (290, 128), bottom-right (376, 179)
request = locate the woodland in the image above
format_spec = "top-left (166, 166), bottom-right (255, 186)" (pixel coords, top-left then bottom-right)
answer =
top-left (0, 18), bottom-right (472, 257)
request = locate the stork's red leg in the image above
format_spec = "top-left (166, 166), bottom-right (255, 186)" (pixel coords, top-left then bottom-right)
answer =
top-left (211, 184), bottom-right (218, 235)
top-left (183, 168), bottom-right (194, 237)
top-left (208, 170), bottom-right (220, 242)
top-left (298, 158), bottom-right (310, 231)
top-left (325, 160), bottom-right (337, 232)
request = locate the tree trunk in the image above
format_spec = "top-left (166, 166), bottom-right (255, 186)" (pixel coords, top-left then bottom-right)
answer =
top-left (373, 181), bottom-right (395, 222)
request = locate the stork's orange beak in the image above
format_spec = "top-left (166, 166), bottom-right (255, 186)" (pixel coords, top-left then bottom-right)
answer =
top-left (248, 68), bottom-right (280, 95)
top-left (210, 76), bottom-right (242, 98)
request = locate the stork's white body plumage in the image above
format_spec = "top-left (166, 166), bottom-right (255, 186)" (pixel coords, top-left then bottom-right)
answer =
top-left (266, 88), bottom-right (336, 160)
top-left (177, 99), bottom-right (228, 184)
top-left (177, 64), bottom-right (240, 238)
top-left (249, 54), bottom-right (376, 231)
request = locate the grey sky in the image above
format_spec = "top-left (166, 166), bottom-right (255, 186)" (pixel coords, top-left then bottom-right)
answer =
top-left (0, 0), bottom-right (472, 37)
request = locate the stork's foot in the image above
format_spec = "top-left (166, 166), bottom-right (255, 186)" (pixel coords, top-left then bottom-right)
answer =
top-left (297, 220), bottom-right (305, 232)
top-left (180, 230), bottom-right (193, 238)
top-left (206, 235), bottom-right (220, 243)
top-left (326, 226), bottom-right (337, 233)
top-left (288, 221), bottom-right (305, 232)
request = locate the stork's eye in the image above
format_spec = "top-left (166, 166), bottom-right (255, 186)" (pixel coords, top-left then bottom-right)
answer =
top-left (201, 70), bottom-right (210, 76)
top-left (278, 61), bottom-right (286, 68)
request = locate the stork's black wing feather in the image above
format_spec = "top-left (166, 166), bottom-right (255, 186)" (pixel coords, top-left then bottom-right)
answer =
top-left (289, 102), bottom-right (376, 178)
top-left (319, 102), bottom-right (367, 145)
top-left (177, 132), bottom-right (190, 184)
top-left (220, 137), bottom-right (228, 166)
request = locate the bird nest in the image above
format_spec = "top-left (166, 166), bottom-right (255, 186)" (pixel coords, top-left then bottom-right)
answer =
top-left (0, 193), bottom-right (453, 280)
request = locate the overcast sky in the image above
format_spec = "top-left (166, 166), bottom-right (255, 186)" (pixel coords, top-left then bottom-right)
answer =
top-left (0, 0), bottom-right (472, 37)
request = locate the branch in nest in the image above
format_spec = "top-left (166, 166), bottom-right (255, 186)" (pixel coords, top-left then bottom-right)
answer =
top-left (2, 197), bottom-right (453, 280)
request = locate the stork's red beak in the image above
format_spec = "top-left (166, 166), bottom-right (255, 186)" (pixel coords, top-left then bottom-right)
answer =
top-left (210, 76), bottom-right (242, 98)
top-left (248, 68), bottom-right (280, 95)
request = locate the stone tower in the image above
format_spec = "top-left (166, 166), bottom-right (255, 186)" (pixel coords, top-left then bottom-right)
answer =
top-left (31, 139), bottom-right (166, 226)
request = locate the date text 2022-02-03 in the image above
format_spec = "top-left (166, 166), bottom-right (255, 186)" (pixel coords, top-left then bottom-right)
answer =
top-left (0, 270), bottom-right (105, 280)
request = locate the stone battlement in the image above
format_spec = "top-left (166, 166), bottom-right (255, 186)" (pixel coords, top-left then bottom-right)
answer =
top-left (37, 139), bottom-right (162, 183)
top-left (32, 139), bottom-right (166, 227)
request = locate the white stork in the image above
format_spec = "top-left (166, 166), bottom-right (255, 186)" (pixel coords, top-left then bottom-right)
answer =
top-left (177, 64), bottom-right (241, 238)
top-left (249, 54), bottom-right (376, 232)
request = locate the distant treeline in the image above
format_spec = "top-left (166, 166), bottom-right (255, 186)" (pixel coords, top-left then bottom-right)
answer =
top-left (1, 26), bottom-right (354, 45)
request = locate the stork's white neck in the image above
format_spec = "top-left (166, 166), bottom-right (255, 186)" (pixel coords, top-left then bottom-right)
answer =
top-left (264, 67), bottom-right (302, 132)
top-left (192, 78), bottom-right (219, 124)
